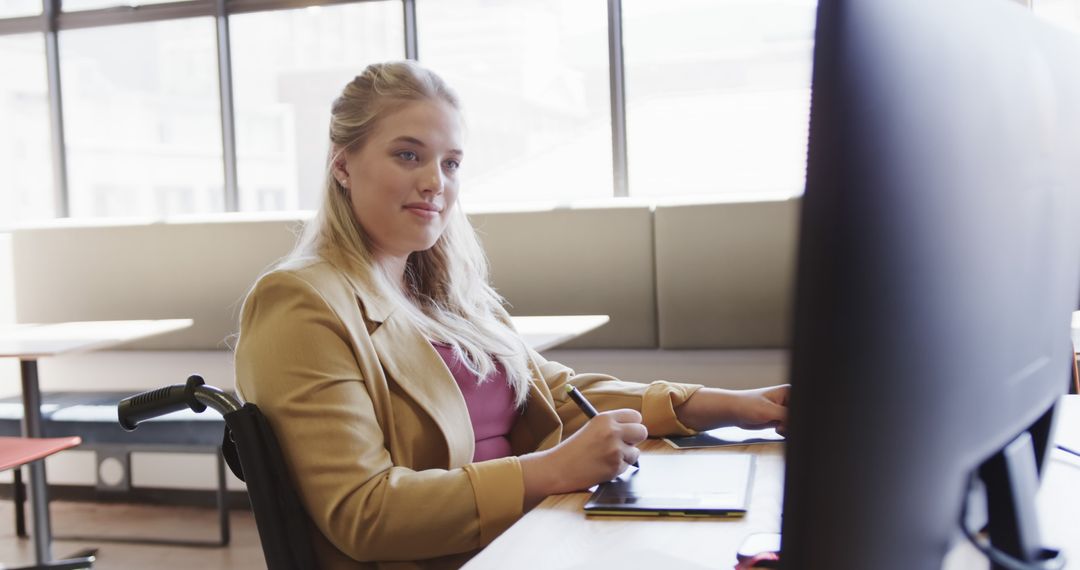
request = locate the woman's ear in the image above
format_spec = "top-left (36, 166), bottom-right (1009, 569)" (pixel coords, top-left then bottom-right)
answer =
top-left (330, 146), bottom-right (350, 189)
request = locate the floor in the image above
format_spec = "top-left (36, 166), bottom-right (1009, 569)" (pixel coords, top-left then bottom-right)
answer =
top-left (0, 501), bottom-right (265, 569)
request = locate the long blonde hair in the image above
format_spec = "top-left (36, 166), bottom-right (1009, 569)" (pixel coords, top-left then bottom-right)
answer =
top-left (278, 61), bottom-right (533, 407)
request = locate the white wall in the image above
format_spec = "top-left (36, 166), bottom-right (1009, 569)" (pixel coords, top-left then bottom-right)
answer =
top-left (0, 233), bottom-right (18, 397)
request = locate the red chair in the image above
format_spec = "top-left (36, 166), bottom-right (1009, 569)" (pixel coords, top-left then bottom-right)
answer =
top-left (0, 437), bottom-right (80, 471)
top-left (0, 436), bottom-right (96, 569)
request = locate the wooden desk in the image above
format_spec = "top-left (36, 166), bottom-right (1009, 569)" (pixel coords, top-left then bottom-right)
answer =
top-left (1071, 311), bottom-right (1080, 352)
top-left (465, 396), bottom-right (1080, 570)
top-left (465, 441), bottom-right (784, 569)
top-left (0, 319), bottom-right (192, 566)
top-left (511, 315), bottom-right (610, 352)
top-left (1071, 311), bottom-right (1080, 392)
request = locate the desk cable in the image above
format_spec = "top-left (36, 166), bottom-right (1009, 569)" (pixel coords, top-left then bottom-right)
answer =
top-left (1057, 444), bottom-right (1079, 459)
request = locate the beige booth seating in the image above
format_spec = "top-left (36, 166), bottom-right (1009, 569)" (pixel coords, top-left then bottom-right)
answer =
top-left (470, 204), bottom-right (657, 349)
top-left (7, 197), bottom-right (799, 373)
top-left (12, 214), bottom-right (308, 351)
top-left (654, 198), bottom-right (800, 349)
top-left (10, 205), bottom-right (663, 352)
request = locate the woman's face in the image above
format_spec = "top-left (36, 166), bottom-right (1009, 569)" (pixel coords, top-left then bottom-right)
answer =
top-left (337, 99), bottom-right (464, 262)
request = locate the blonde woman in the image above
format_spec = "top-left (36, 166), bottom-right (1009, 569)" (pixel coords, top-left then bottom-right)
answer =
top-left (234, 61), bottom-right (789, 569)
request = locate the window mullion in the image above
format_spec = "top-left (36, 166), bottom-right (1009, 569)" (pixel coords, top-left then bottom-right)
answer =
top-left (44, 0), bottom-right (69, 217)
top-left (403, 0), bottom-right (417, 60)
top-left (216, 0), bottom-right (238, 211)
top-left (607, 0), bottom-right (628, 198)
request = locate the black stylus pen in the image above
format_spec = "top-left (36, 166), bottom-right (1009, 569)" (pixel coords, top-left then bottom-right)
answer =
top-left (565, 385), bottom-right (640, 468)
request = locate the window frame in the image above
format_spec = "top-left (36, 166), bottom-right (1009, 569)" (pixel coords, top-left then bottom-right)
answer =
top-left (2, 0), bottom-right (845, 220)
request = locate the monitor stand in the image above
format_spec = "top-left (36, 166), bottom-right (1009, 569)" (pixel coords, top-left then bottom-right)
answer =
top-left (980, 404), bottom-right (1062, 570)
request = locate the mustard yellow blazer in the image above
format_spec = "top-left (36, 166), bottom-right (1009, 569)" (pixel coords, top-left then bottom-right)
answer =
top-left (234, 261), bottom-right (702, 569)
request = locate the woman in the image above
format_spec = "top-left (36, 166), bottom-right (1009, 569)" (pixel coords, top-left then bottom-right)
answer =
top-left (235, 61), bottom-right (788, 569)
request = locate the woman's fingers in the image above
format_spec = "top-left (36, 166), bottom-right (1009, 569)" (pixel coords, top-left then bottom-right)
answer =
top-left (622, 444), bottom-right (642, 468)
top-left (736, 386), bottom-right (790, 431)
top-left (763, 384), bottom-right (791, 406)
top-left (606, 408), bottom-right (643, 424)
top-left (621, 421), bottom-right (649, 445)
top-left (599, 409), bottom-right (648, 444)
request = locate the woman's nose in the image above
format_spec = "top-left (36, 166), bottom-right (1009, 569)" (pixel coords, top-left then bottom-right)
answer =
top-left (419, 163), bottom-right (445, 195)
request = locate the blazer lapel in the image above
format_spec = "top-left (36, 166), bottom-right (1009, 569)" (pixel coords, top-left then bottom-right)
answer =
top-left (337, 269), bottom-right (474, 467)
top-left (338, 268), bottom-right (562, 464)
top-left (370, 312), bottom-right (476, 468)
top-left (509, 356), bottom-right (563, 453)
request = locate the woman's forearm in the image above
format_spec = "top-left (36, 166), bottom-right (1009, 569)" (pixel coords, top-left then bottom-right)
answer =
top-left (519, 450), bottom-right (564, 511)
top-left (675, 385), bottom-right (791, 433)
top-left (674, 388), bottom-right (742, 431)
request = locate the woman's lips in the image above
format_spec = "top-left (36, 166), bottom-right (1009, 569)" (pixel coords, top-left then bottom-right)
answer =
top-left (404, 204), bottom-right (440, 220)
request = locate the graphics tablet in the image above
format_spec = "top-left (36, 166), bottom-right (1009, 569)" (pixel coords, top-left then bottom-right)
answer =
top-left (584, 452), bottom-right (755, 517)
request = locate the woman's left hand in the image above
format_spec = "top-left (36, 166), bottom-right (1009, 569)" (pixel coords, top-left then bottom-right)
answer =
top-left (730, 385), bottom-right (789, 434)
top-left (674, 384), bottom-right (790, 435)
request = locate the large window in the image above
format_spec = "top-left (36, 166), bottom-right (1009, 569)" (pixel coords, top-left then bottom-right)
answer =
top-left (418, 0), bottom-right (613, 205)
top-left (60, 18), bottom-right (224, 218)
top-left (231, 2), bottom-right (404, 211)
top-left (1035, 0), bottom-right (1080, 33)
top-left (63, 0), bottom-right (178, 11)
top-left (0, 33), bottom-right (54, 229)
top-left (0, 0), bottom-right (40, 17)
top-left (623, 0), bottom-right (816, 198)
top-left (1, 0), bottom-right (829, 225)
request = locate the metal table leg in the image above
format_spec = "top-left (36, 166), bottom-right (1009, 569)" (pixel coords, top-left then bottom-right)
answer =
top-left (19, 359), bottom-right (53, 564)
top-left (17, 359), bottom-right (97, 570)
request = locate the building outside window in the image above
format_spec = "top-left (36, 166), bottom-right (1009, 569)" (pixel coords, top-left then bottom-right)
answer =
top-left (418, 0), bottom-right (613, 205)
top-left (0, 0), bottom-right (854, 224)
top-left (0, 34), bottom-right (54, 228)
top-left (1034, 0), bottom-right (1080, 33)
top-left (60, 18), bottom-right (225, 218)
top-left (0, 0), bottom-right (41, 17)
top-left (623, 0), bottom-right (816, 199)
top-left (62, 0), bottom-right (177, 11)
top-left (231, 2), bottom-right (404, 211)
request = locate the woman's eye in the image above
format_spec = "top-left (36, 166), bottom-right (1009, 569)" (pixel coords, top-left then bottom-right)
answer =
top-left (397, 151), bottom-right (418, 161)
top-left (444, 159), bottom-right (460, 172)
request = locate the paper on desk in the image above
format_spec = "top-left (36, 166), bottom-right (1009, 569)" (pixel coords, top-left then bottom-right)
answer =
top-left (663, 426), bottom-right (784, 449)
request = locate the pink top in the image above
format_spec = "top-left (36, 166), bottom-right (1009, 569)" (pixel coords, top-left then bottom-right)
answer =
top-left (431, 343), bottom-right (517, 462)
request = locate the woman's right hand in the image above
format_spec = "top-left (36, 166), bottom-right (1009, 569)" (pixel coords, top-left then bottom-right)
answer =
top-left (519, 409), bottom-right (648, 510)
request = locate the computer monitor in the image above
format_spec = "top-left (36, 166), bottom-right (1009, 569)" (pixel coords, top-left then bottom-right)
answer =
top-left (781, 0), bottom-right (1080, 568)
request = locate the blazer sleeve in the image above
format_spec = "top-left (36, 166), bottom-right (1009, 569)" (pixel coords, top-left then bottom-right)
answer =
top-left (235, 271), bottom-right (522, 562)
top-left (528, 348), bottom-right (703, 438)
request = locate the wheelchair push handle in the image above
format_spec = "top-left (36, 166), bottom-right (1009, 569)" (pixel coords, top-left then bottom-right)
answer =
top-left (118, 374), bottom-right (241, 430)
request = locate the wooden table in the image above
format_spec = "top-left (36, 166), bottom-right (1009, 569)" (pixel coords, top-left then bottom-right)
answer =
top-left (511, 315), bottom-right (610, 352)
top-left (0, 319), bottom-right (193, 566)
top-left (1071, 311), bottom-right (1080, 352)
top-left (465, 396), bottom-right (1080, 569)
top-left (465, 440), bottom-right (785, 569)
top-left (1071, 311), bottom-right (1080, 392)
